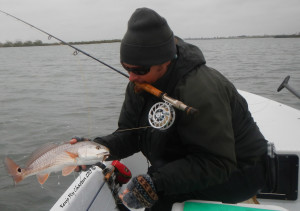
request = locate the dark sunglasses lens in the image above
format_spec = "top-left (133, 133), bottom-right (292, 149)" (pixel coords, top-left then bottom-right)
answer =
top-left (122, 63), bottom-right (150, 75)
top-left (131, 68), bottom-right (150, 75)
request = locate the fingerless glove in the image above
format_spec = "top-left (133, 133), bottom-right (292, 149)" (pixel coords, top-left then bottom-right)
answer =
top-left (123, 174), bottom-right (158, 209)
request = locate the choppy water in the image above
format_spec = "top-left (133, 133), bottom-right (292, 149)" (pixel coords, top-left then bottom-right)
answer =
top-left (0, 38), bottom-right (299, 210)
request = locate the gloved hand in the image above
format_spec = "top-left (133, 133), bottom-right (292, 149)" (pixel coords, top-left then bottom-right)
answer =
top-left (120, 174), bottom-right (158, 209)
top-left (70, 136), bottom-right (91, 143)
top-left (69, 136), bottom-right (91, 171)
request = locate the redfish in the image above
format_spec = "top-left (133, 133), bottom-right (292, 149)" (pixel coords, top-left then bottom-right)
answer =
top-left (5, 141), bottom-right (109, 185)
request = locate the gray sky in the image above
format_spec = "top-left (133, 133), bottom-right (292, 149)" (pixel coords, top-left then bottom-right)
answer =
top-left (1, 0), bottom-right (299, 43)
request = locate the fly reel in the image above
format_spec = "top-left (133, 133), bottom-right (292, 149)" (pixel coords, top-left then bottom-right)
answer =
top-left (148, 101), bottom-right (175, 130)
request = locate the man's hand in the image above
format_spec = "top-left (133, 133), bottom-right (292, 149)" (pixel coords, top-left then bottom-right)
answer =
top-left (69, 137), bottom-right (90, 172)
top-left (119, 174), bottom-right (158, 209)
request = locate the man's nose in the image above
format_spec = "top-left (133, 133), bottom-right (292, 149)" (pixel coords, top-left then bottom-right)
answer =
top-left (128, 71), bottom-right (139, 82)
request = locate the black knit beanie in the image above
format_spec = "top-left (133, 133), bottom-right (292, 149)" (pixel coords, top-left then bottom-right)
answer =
top-left (120, 8), bottom-right (176, 66)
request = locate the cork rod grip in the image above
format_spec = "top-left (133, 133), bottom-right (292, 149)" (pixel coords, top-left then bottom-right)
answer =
top-left (135, 83), bottom-right (164, 98)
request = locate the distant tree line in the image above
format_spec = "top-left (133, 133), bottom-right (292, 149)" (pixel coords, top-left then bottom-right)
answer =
top-left (0, 39), bottom-right (121, 48)
top-left (274, 34), bottom-right (300, 38)
top-left (1, 33), bottom-right (299, 48)
top-left (186, 32), bottom-right (300, 40)
top-left (0, 40), bottom-right (48, 47)
top-left (68, 39), bottom-right (121, 45)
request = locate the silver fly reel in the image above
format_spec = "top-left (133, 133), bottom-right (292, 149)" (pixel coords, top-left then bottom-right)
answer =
top-left (148, 101), bottom-right (175, 130)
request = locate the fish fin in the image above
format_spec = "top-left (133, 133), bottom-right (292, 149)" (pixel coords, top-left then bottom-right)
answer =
top-left (65, 151), bottom-right (78, 160)
top-left (62, 166), bottom-right (77, 176)
top-left (4, 157), bottom-right (24, 184)
top-left (36, 173), bottom-right (50, 184)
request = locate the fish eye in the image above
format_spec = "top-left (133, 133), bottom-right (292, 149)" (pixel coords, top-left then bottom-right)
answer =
top-left (96, 146), bottom-right (100, 150)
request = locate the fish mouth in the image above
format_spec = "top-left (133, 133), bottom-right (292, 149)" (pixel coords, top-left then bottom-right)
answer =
top-left (96, 152), bottom-right (109, 156)
top-left (97, 152), bottom-right (110, 159)
top-left (96, 152), bottom-right (110, 162)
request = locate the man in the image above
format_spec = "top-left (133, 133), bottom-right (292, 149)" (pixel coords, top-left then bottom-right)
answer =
top-left (75, 8), bottom-right (269, 211)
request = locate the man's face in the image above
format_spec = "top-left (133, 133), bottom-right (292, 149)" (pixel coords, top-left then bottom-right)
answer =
top-left (123, 61), bottom-right (171, 84)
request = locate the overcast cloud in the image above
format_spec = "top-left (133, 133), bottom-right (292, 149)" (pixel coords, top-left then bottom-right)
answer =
top-left (0, 0), bottom-right (299, 43)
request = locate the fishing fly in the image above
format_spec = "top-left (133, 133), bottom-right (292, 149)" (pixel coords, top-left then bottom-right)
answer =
top-left (0, 9), bottom-right (199, 130)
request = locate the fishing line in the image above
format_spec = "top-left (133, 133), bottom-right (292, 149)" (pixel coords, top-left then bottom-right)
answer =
top-left (73, 52), bottom-right (94, 137)
top-left (116, 126), bottom-right (152, 132)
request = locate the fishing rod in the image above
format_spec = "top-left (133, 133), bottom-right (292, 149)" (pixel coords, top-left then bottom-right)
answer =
top-left (0, 10), bottom-right (198, 124)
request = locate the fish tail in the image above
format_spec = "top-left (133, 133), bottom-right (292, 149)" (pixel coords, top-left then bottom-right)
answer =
top-left (4, 157), bottom-right (24, 184)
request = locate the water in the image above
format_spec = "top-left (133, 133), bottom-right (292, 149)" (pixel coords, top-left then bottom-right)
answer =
top-left (0, 38), bottom-right (299, 210)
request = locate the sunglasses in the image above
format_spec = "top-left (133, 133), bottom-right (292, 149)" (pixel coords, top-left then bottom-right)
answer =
top-left (121, 63), bottom-right (151, 75)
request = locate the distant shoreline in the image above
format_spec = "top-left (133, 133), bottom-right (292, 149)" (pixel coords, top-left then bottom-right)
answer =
top-left (1, 34), bottom-right (299, 48)
top-left (0, 39), bottom-right (121, 48)
top-left (185, 34), bottom-right (300, 40)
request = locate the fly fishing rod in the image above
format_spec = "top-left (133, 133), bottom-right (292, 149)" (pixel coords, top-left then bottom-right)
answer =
top-left (0, 10), bottom-right (199, 129)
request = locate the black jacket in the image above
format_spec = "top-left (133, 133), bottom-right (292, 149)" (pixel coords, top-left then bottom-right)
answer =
top-left (94, 38), bottom-right (267, 196)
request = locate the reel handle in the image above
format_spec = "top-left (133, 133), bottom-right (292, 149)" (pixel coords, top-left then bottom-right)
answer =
top-left (135, 83), bottom-right (199, 116)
